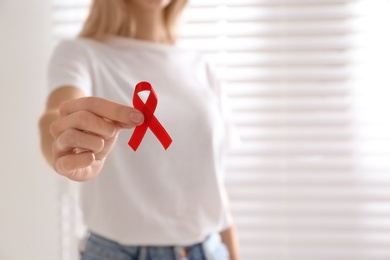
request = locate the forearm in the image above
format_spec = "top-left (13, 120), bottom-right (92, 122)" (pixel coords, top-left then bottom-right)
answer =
top-left (220, 223), bottom-right (240, 260)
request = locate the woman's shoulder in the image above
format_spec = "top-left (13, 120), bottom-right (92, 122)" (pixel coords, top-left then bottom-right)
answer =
top-left (53, 37), bottom-right (97, 53)
top-left (50, 37), bottom-right (110, 64)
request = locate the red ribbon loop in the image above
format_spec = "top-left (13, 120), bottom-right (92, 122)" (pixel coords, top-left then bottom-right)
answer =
top-left (128, 81), bottom-right (172, 151)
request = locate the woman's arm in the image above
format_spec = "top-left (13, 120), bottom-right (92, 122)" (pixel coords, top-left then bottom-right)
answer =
top-left (38, 86), bottom-right (144, 181)
top-left (220, 205), bottom-right (241, 260)
top-left (220, 222), bottom-right (240, 260)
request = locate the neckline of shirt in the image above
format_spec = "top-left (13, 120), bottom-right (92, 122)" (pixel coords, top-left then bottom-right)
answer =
top-left (104, 36), bottom-right (186, 53)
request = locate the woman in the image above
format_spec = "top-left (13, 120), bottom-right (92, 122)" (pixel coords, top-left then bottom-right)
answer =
top-left (39, 0), bottom-right (240, 259)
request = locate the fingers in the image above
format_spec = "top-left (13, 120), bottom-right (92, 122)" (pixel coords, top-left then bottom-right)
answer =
top-left (53, 129), bottom-right (105, 155)
top-left (51, 129), bottom-right (106, 181)
top-left (50, 110), bottom-right (117, 139)
top-left (54, 152), bottom-right (94, 173)
top-left (49, 96), bottom-right (141, 181)
top-left (59, 97), bottom-right (144, 127)
top-left (52, 129), bottom-right (114, 181)
top-left (53, 152), bottom-right (101, 182)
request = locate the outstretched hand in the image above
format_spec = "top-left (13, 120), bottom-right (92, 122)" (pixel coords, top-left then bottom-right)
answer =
top-left (50, 97), bottom-right (144, 181)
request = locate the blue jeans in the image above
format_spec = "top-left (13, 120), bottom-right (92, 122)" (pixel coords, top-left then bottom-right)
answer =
top-left (80, 232), bottom-right (229, 260)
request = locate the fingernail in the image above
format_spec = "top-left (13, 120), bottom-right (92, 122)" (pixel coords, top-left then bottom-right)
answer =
top-left (130, 112), bottom-right (144, 124)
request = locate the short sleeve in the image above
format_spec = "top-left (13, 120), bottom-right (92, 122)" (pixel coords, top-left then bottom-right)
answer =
top-left (47, 40), bottom-right (92, 96)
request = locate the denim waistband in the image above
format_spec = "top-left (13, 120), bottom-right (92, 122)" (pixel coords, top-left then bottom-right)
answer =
top-left (81, 231), bottom-right (209, 260)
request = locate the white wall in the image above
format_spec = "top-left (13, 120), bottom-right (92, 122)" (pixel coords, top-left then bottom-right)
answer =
top-left (0, 1), bottom-right (59, 259)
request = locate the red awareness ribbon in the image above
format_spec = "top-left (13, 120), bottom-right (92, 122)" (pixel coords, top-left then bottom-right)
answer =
top-left (128, 81), bottom-right (172, 151)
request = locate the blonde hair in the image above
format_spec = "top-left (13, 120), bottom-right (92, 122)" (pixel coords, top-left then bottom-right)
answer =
top-left (79, 0), bottom-right (188, 43)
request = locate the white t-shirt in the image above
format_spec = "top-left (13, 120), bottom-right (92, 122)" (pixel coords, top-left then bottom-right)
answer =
top-left (48, 36), bottom-right (235, 246)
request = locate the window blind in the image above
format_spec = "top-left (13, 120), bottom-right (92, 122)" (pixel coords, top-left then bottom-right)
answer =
top-left (52, 0), bottom-right (390, 259)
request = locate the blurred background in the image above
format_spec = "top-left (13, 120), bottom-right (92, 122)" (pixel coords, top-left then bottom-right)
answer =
top-left (1, 0), bottom-right (390, 259)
